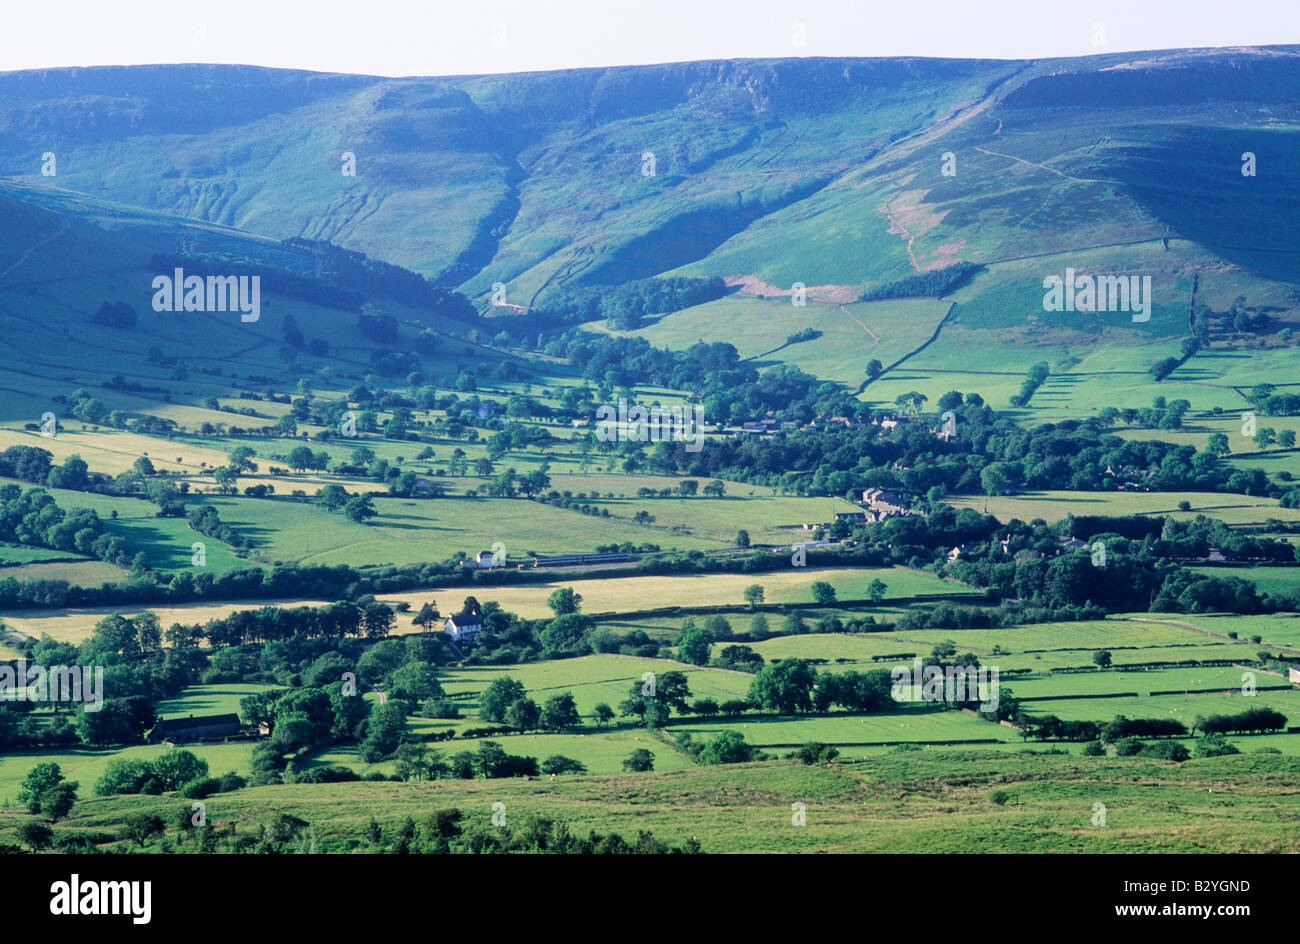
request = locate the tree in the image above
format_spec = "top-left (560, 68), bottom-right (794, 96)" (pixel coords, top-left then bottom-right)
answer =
top-left (539, 693), bottom-right (580, 731)
top-left (592, 703), bottom-right (615, 727)
top-left (702, 479), bottom-right (726, 498)
top-left (389, 662), bottom-right (443, 701)
top-left (623, 749), bottom-right (655, 772)
top-left (122, 813), bottom-right (166, 847)
top-left (393, 742), bottom-right (439, 782)
top-left (228, 446), bottom-right (258, 473)
top-left (793, 742), bottom-right (840, 765)
top-left (287, 445), bottom-right (316, 473)
top-left (867, 578), bottom-right (888, 604)
top-left (539, 613), bottom-right (595, 655)
top-left (1093, 650), bottom-right (1113, 668)
top-left (653, 671), bottom-right (693, 713)
top-left (213, 466), bottom-right (239, 495)
top-left (479, 677), bottom-right (526, 723)
top-left (1206, 433), bottom-right (1231, 457)
top-left (151, 750), bottom-right (209, 790)
top-left (743, 584), bottom-right (765, 608)
top-left (1195, 733), bottom-right (1241, 758)
top-left (980, 463), bottom-right (1015, 496)
top-left (546, 587), bottom-right (583, 616)
top-left (362, 602), bottom-right (396, 639)
top-left (1150, 357), bottom-right (1180, 381)
top-left (17, 821), bottom-right (53, 851)
top-left (698, 730), bottom-right (755, 765)
top-left (894, 391), bottom-right (927, 415)
top-left (18, 762), bottom-right (64, 813)
top-left (412, 601), bottom-right (441, 631)
top-left (344, 494), bottom-right (377, 523)
top-left (39, 781), bottom-right (78, 822)
top-left (359, 700), bottom-right (409, 763)
top-left (1280, 430), bottom-right (1297, 450)
top-left (811, 581), bottom-right (837, 604)
top-left (541, 755), bottom-right (587, 775)
top-left (735, 529), bottom-right (750, 548)
top-left (866, 359), bottom-right (883, 381)
top-left (506, 697), bottom-right (541, 732)
top-left (749, 659), bottom-right (818, 714)
top-left (677, 624), bottom-right (714, 666)
top-left (316, 484), bottom-right (349, 511)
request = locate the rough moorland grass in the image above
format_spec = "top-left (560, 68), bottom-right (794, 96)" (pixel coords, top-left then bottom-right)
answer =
top-left (8, 751), bottom-right (1299, 853)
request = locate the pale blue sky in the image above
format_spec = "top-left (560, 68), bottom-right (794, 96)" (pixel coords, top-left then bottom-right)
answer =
top-left (2, 0), bottom-right (1297, 76)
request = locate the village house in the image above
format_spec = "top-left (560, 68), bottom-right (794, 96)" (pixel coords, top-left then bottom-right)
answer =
top-left (861, 488), bottom-right (915, 520)
top-left (444, 606), bottom-right (484, 642)
top-left (1289, 666), bottom-right (1300, 686)
top-left (146, 713), bottom-right (243, 745)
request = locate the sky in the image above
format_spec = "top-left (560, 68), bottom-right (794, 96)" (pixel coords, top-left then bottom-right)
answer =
top-left (1, 0), bottom-right (1298, 77)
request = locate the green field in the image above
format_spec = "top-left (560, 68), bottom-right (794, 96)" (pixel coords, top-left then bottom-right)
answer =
top-left (947, 490), bottom-right (1300, 526)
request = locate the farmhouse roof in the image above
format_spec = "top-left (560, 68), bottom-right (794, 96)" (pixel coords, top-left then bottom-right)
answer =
top-left (150, 713), bottom-right (241, 736)
top-left (448, 609), bottom-right (482, 626)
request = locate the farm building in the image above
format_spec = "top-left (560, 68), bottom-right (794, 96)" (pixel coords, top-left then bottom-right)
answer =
top-left (444, 607), bottom-right (484, 642)
top-left (463, 549), bottom-right (502, 569)
top-left (861, 488), bottom-right (915, 520)
top-left (1289, 666), bottom-right (1300, 686)
top-left (146, 713), bottom-right (243, 744)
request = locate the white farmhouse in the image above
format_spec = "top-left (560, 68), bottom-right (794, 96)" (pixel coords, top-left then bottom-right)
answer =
top-left (444, 606), bottom-right (484, 642)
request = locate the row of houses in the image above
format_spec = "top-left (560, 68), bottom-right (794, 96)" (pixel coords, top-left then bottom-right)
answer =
top-left (861, 488), bottom-right (917, 521)
top-left (730, 412), bottom-right (919, 437)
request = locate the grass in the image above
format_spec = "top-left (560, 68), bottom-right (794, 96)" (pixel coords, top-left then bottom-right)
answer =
top-left (0, 559), bottom-right (126, 587)
top-left (382, 566), bottom-right (966, 622)
top-left (7, 749), bottom-right (1300, 853)
top-left (673, 708), bottom-right (1020, 747)
top-left (0, 741), bottom-right (257, 805)
top-left (1188, 566), bottom-right (1300, 597)
top-left (310, 728), bottom-right (693, 777)
top-left (155, 683), bottom-right (282, 720)
top-left (595, 294), bottom-right (951, 390)
top-left (436, 654), bottom-right (753, 718)
top-left (945, 490), bottom-right (1300, 526)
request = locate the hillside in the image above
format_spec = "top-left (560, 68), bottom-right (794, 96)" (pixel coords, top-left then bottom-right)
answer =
top-left (0, 49), bottom-right (1295, 434)
top-left (0, 50), bottom-right (1295, 305)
